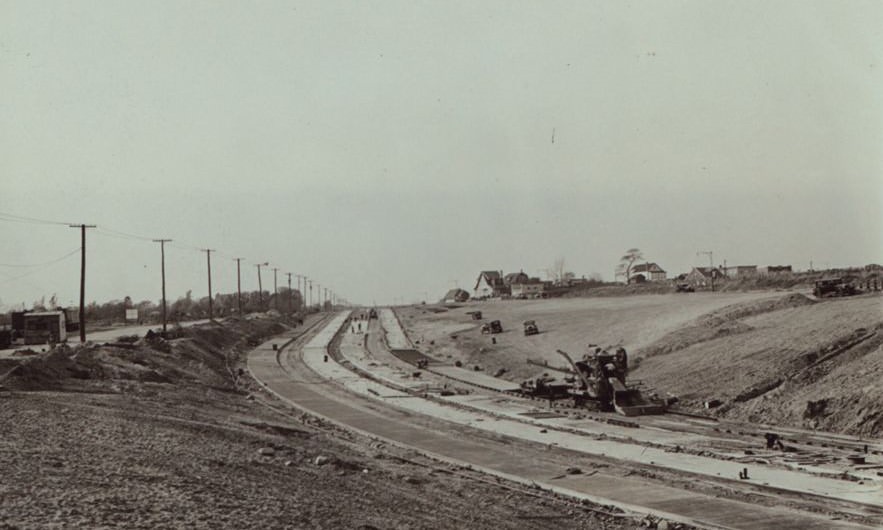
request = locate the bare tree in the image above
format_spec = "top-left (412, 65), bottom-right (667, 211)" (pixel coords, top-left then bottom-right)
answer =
top-left (550, 257), bottom-right (566, 283)
top-left (617, 248), bottom-right (644, 284)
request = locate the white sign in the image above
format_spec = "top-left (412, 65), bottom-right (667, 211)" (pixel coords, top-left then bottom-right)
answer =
top-left (125, 309), bottom-right (138, 321)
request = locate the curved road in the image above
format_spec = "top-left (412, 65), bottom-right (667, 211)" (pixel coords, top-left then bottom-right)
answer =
top-left (248, 311), bottom-right (881, 530)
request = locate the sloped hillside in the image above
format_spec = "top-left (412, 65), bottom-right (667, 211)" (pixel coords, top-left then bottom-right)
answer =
top-left (633, 294), bottom-right (883, 436)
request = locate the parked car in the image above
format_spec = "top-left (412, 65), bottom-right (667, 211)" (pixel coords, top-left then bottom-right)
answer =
top-left (481, 320), bottom-right (503, 334)
top-left (675, 283), bottom-right (695, 293)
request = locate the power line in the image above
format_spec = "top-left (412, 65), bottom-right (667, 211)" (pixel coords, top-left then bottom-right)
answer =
top-left (95, 227), bottom-right (155, 242)
top-left (0, 210), bottom-right (75, 226)
top-left (0, 248), bottom-right (81, 284)
top-left (0, 247), bottom-right (82, 268)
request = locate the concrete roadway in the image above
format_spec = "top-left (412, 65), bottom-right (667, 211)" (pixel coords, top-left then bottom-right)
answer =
top-left (248, 311), bottom-right (879, 530)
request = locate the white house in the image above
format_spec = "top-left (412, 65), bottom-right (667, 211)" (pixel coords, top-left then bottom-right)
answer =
top-left (629, 263), bottom-right (666, 282)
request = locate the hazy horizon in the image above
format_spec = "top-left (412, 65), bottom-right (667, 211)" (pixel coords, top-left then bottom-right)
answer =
top-left (2, 1), bottom-right (881, 308)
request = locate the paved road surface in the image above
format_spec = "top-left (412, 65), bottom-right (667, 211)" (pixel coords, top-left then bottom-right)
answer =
top-left (249, 312), bottom-right (879, 530)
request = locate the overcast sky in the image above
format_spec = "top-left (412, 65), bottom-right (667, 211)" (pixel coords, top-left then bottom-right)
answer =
top-left (2, 1), bottom-right (881, 308)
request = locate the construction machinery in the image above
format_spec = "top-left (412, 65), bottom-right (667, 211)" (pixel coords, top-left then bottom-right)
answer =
top-left (480, 320), bottom-right (503, 334)
top-left (521, 346), bottom-right (665, 416)
top-left (523, 320), bottom-right (539, 336)
top-left (813, 278), bottom-right (858, 298)
top-left (466, 311), bottom-right (483, 320)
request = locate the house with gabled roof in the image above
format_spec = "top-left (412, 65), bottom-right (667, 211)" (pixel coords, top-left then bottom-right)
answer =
top-left (474, 270), bottom-right (509, 298)
top-left (629, 263), bottom-right (666, 282)
top-left (685, 266), bottom-right (724, 288)
top-left (503, 271), bottom-right (529, 286)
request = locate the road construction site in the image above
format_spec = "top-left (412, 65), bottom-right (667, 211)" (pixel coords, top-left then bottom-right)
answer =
top-left (249, 306), bottom-right (883, 529)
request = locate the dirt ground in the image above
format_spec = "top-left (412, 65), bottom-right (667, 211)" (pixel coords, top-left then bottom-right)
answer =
top-left (633, 294), bottom-right (883, 436)
top-left (398, 291), bottom-right (883, 437)
top-left (398, 292), bottom-right (781, 382)
top-left (0, 317), bottom-right (643, 530)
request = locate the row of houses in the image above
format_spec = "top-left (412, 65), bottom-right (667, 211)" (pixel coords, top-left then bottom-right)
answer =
top-left (442, 263), bottom-right (798, 302)
top-left (442, 270), bottom-right (599, 302)
top-left (629, 263), bottom-right (794, 284)
top-left (472, 270), bottom-right (546, 299)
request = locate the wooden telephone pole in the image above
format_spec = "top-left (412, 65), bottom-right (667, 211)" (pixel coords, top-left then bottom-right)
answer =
top-left (203, 249), bottom-right (214, 319)
top-left (69, 223), bottom-right (95, 342)
top-left (255, 262), bottom-right (268, 309)
top-left (153, 239), bottom-right (172, 334)
top-left (272, 267), bottom-right (279, 310)
top-left (234, 258), bottom-right (243, 315)
top-left (286, 272), bottom-right (293, 313)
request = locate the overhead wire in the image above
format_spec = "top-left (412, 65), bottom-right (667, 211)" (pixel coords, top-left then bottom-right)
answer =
top-left (95, 227), bottom-right (155, 242)
top-left (0, 247), bottom-right (81, 285)
top-left (0, 211), bottom-right (78, 226)
top-left (0, 210), bottom-right (330, 301)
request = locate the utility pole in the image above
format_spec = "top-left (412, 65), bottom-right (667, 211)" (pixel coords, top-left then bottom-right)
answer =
top-left (203, 249), bottom-right (214, 320)
top-left (316, 283), bottom-right (321, 311)
top-left (308, 280), bottom-right (313, 310)
top-left (286, 272), bottom-right (293, 313)
top-left (153, 239), bottom-right (172, 334)
top-left (255, 262), bottom-right (268, 309)
top-left (234, 258), bottom-right (244, 315)
top-left (69, 223), bottom-right (95, 342)
top-left (697, 250), bottom-right (715, 292)
top-left (296, 274), bottom-right (303, 311)
top-left (272, 267), bottom-right (279, 310)
top-left (324, 288), bottom-right (328, 311)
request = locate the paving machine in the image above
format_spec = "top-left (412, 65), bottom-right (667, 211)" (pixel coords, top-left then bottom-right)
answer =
top-left (813, 278), bottom-right (858, 298)
top-left (555, 347), bottom-right (666, 416)
top-left (466, 311), bottom-right (483, 320)
top-left (523, 320), bottom-right (539, 336)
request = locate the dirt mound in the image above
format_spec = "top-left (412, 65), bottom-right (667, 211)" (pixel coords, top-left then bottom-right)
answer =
top-left (634, 294), bottom-right (883, 436)
top-left (1, 318), bottom-right (286, 392)
top-left (720, 324), bottom-right (883, 437)
top-left (699, 293), bottom-right (815, 326)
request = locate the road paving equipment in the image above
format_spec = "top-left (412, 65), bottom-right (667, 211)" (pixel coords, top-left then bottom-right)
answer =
top-left (480, 320), bottom-right (503, 334)
top-left (813, 278), bottom-right (858, 298)
top-left (553, 347), bottom-right (665, 416)
top-left (466, 311), bottom-right (483, 320)
top-left (523, 320), bottom-right (539, 336)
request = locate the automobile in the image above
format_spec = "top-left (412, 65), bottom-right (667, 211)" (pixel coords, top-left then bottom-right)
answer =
top-left (675, 283), bottom-right (695, 293)
top-left (466, 311), bottom-right (483, 320)
top-left (480, 320), bottom-right (503, 334)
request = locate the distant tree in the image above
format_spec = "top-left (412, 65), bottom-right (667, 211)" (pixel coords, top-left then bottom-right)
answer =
top-left (550, 257), bottom-right (566, 283)
top-left (32, 296), bottom-right (46, 311)
top-left (48, 293), bottom-right (58, 309)
top-left (588, 272), bottom-right (603, 282)
top-left (617, 248), bottom-right (644, 284)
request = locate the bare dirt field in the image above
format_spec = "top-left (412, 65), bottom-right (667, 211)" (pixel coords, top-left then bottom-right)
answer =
top-left (0, 316), bottom-right (640, 530)
top-left (398, 291), bottom-right (883, 437)
top-left (397, 292), bottom-right (782, 382)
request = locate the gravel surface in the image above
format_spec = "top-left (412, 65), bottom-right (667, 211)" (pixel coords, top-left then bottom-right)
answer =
top-left (0, 317), bottom-right (643, 530)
